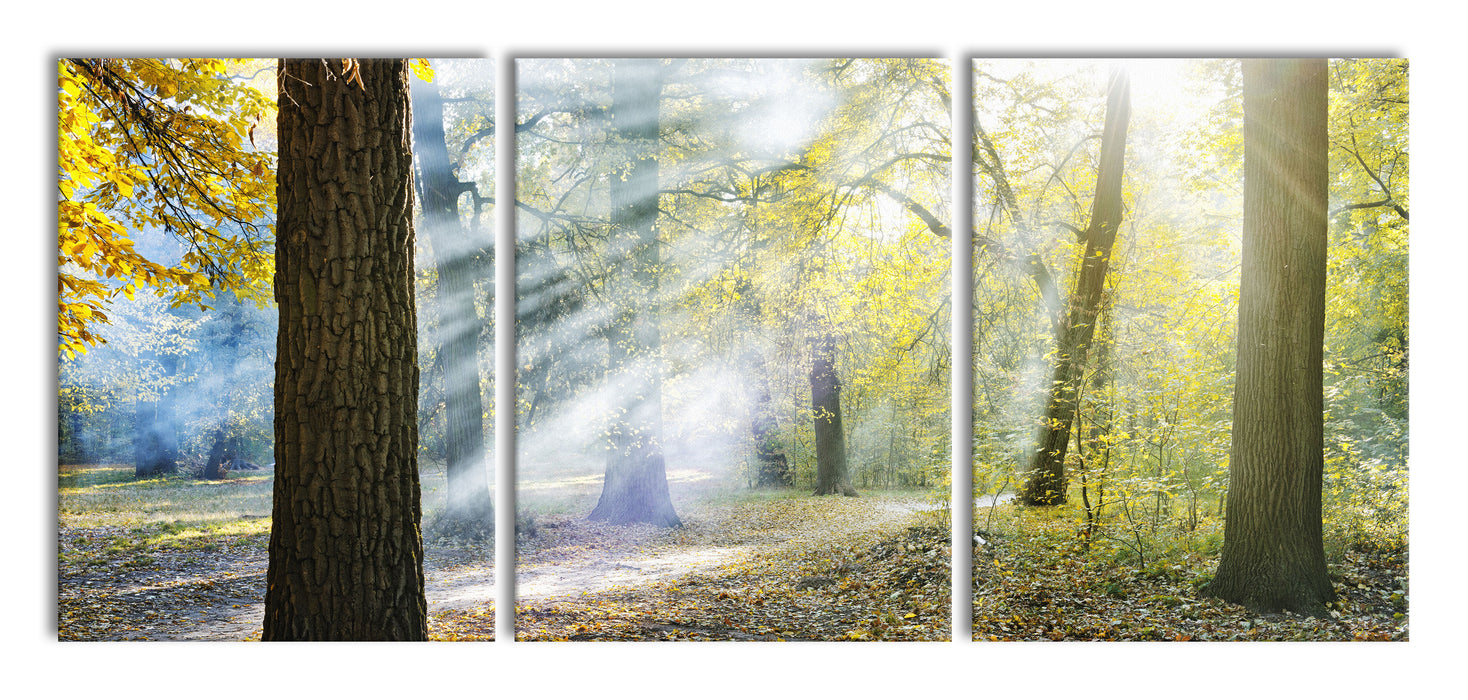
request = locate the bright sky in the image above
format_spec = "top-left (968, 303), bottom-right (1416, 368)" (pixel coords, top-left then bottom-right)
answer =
top-left (1123, 58), bottom-right (1219, 122)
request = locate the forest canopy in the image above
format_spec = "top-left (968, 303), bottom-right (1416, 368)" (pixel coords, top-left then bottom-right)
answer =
top-left (57, 59), bottom-right (278, 358)
top-left (969, 58), bottom-right (1406, 568)
top-left (514, 58), bottom-right (953, 513)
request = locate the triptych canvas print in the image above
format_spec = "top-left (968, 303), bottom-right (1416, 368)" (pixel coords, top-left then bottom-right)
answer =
top-left (57, 57), bottom-right (1408, 643)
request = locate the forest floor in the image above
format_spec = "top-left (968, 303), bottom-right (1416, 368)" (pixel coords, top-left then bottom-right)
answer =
top-left (969, 503), bottom-right (1409, 641)
top-left (56, 519), bottom-right (499, 641)
top-left (503, 493), bottom-right (950, 641)
top-left (57, 464), bottom-right (949, 641)
top-left (56, 463), bottom-right (498, 641)
top-left (57, 465), bottom-right (1407, 642)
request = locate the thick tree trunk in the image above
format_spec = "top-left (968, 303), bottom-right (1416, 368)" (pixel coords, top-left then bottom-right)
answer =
top-left (1019, 71), bottom-right (1131, 506)
top-left (588, 59), bottom-right (681, 527)
top-left (411, 80), bottom-right (494, 534)
top-left (264, 58), bottom-right (428, 641)
top-left (1202, 59), bottom-right (1334, 615)
top-left (810, 331), bottom-right (857, 497)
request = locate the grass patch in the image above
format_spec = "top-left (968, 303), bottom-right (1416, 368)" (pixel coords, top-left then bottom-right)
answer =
top-left (60, 464), bottom-right (275, 530)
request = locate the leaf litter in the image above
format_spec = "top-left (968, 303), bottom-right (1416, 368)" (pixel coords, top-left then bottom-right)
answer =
top-left (971, 516), bottom-right (1408, 641)
top-left (60, 488), bottom-right (1403, 642)
top-left (512, 494), bottom-right (952, 641)
top-left (58, 522), bottom-right (496, 641)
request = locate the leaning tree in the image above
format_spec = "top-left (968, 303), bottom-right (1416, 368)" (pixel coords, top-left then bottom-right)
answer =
top-left (1018, 69), bottom-right (1131, 506)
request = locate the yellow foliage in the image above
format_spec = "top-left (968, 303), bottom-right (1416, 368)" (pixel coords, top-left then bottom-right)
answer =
top-left (57, 58), bottom-right (277, 355)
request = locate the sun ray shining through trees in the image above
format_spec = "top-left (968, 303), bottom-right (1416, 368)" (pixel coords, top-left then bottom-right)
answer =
top-left (410, 62), bottom-right (496, 539)
top-left (971, 58), bottom-right (1406, 640)
top-left (54, 53), bottom-right (1408, 646)
top-left (513, 57), bottom-right (952, 640)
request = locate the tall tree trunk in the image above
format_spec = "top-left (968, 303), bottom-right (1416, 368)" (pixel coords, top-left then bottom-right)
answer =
top-left (810, 329), bottom-right (857, 497)
top-left (1019, 70), bottom-right (1131, 506)
top-left (588, 59), bottom-right (681, 527)
top-left (264, 58), bottom-right (427, 641)
top-left (1202, 59), bottom-right (1334, 615)
top-left (411, 79), bottom-right (493, 534)
top-left (134, 353), bottom-right (179, 478)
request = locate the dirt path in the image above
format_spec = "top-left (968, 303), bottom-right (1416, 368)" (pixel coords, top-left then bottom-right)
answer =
top-left (58, 494), bottom-right (941, 640)
top-left (513, 496), bottom-right (936, 604)
top-left (511, 495), bottom-right (951, 640)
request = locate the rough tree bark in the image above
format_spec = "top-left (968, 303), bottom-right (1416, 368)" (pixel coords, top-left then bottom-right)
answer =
top-left (588, 59), bottom-right (681, 527)
top-left (1202, 58), bottom-right (1335, 615)
top-left (411, 78), bottom-right (494, 535)
top-left (1019, 70), bottom-right (1131, 506)
top-left (263, 58), bottom-right (428, 640)
top-left (810, 329), bottom-right (857, 497)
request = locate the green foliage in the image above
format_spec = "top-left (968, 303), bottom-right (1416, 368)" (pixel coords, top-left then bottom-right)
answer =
top-left (58, 287), bottom-right (277, 471)
top-left (972, 58), bottom-right (1407, 572)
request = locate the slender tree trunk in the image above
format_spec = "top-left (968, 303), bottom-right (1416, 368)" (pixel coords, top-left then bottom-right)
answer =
top-left (1202, 59), bottom-right (1334, 615)
top-left (588, 59), bottom-right (681, 527)
top-left (264, 58), bottom-right (427, 640)
top-left (204, 312), bottom-right (240, 482)
top-left (411, 79), bottom-right (494, 534)
top-left (1019, 70), bottom-right (1131, 506)
top-left (811, 330), bottom-right (857, 497)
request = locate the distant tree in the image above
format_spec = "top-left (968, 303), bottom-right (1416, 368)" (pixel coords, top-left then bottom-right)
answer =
top-left (587, 59), bottom-right (682, 527)
top-left (1202, 59), bottom-right (1335, 614)
top-left (119, 299), bottom-right (200, 478)
top-left (1019, 69), bottom-right (1131, 506)
top-left (193, 295), bottom-right (266, 480)
top-left (133, 350), bottom-right (180, 477)
top-left (411, 75), bottom-right (494, 536)
top-left (809, 328), bottom-right (857, 496)
top-left (743, 349), bottom-right (793, 487)
top-left (201, 428), bottom-right (231, 481)
top-left (263, 58), bottom-right (427, 640)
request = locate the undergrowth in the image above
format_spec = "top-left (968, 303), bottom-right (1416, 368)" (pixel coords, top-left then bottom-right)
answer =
top-left (972, 485), bottom-right (1408, 641)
